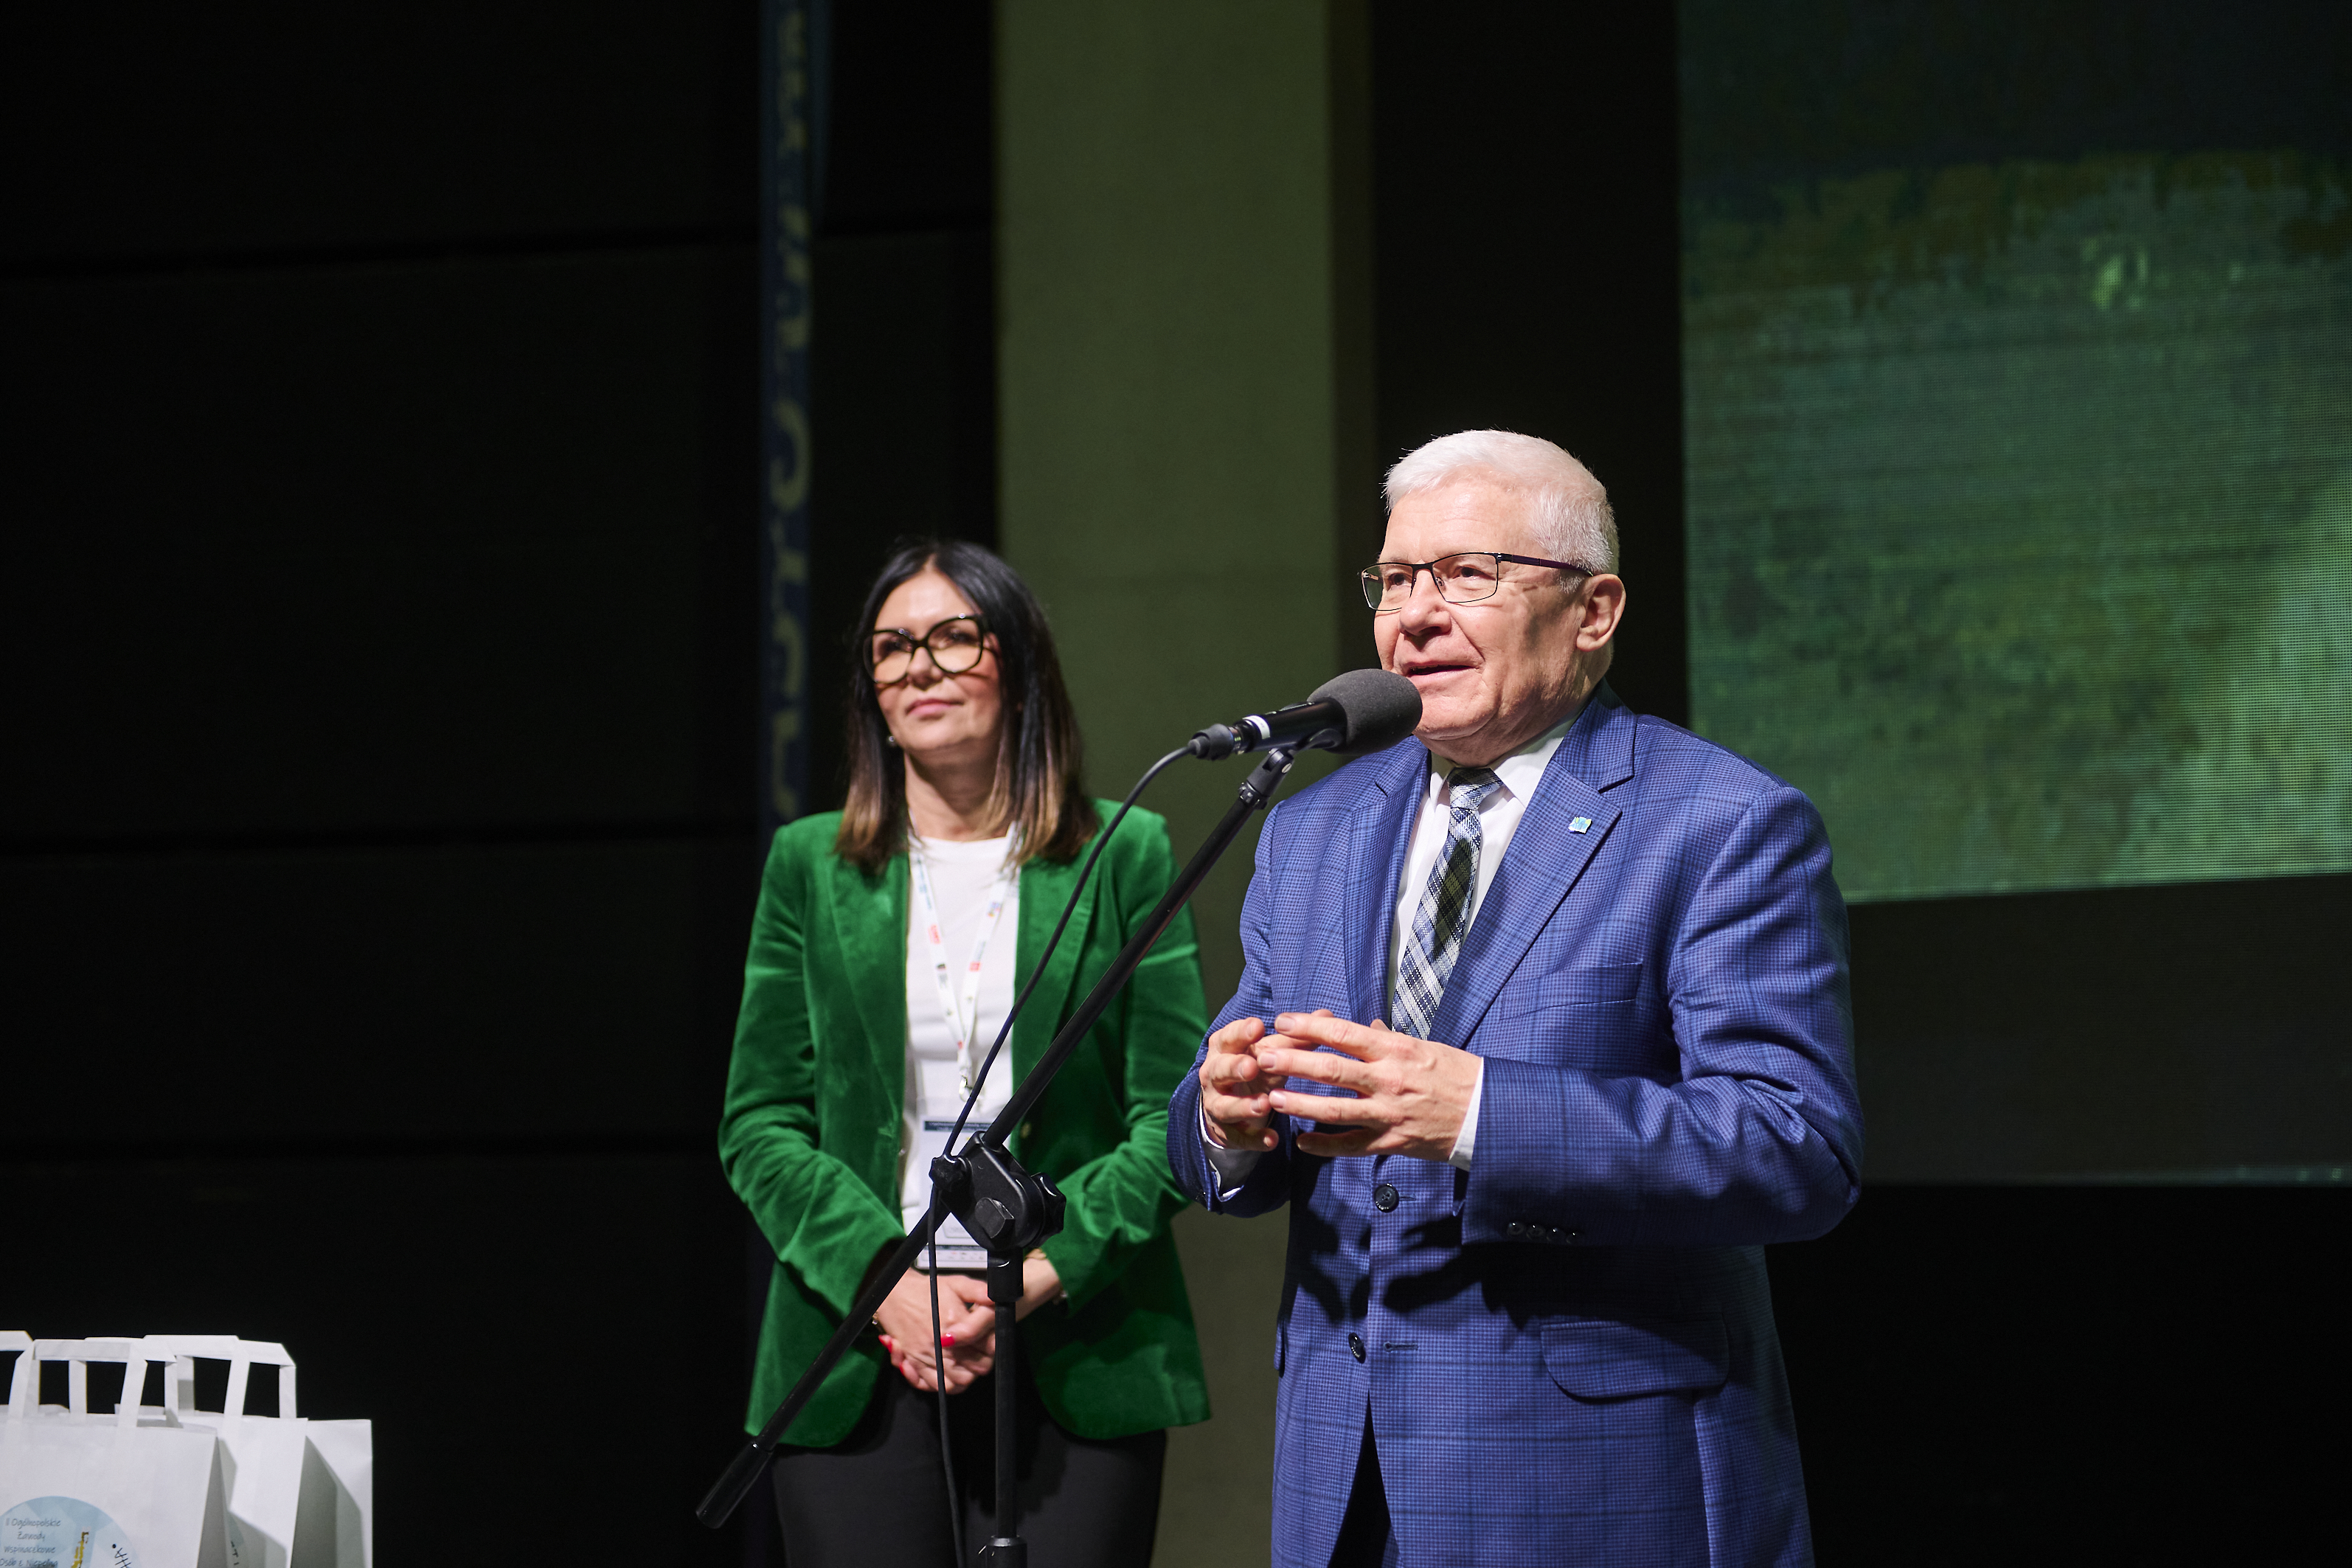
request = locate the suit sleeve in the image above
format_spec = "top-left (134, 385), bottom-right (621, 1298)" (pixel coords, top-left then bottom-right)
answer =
top-left (718, 829), bottom-right (905, 1319)
top-left (1167, 799), bottom-right (1300, 1218)
top-left (1462, 782), bottom-right (1863, 1246)
top-left (1037, 813), bottom-right (1213, 1310)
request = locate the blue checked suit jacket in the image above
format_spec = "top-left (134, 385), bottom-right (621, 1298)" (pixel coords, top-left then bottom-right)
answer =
top-left (1168, 685), bottom-right (1862, 1568)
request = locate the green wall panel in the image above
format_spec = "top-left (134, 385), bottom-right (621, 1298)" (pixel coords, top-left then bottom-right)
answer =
top-left (997, 5), bottom-right (1364, 1561)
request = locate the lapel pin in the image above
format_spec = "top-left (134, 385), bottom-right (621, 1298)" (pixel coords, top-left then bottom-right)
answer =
top-left (1569, 816), bottom-right (1593, 834)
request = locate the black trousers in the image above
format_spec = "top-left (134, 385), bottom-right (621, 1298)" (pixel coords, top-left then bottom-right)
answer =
top-left (1328, 1408), bottom-right (1400, 1568)
top-left (770, 1359), bottom-right (1167, 1567)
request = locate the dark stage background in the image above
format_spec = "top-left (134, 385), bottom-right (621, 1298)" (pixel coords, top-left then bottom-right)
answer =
top-left (2, 1), bottom-right (770, 1558)
top-left (4, 3), bottom-right (2341, 1562)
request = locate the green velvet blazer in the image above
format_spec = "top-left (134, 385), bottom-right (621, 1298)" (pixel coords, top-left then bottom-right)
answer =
top-left (721, 804), bottom-right (1213, 1446)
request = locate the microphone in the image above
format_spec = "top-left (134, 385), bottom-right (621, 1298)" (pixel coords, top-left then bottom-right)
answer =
top-left (1189, 669), bottom-right (1423, 760)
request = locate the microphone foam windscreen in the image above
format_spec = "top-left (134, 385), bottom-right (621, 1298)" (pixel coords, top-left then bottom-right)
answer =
top-left (1310, 668), bottom-right (1423, 755)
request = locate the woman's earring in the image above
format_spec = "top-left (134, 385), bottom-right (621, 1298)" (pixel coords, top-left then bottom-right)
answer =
top-left (884, 733), bottom-right (900, 749)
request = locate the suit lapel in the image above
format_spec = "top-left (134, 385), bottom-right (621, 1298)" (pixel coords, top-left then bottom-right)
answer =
top-left (1431, 687), bottom-right (1639, 1050)
top-left (1345, 742), bottom-right (1428, 1027)
top-left (826, 852), bottom-right (910, 1095)
top-left (1013, 840), bottom-right (1095, 1083)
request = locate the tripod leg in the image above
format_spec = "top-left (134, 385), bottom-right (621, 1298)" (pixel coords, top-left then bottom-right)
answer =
top-left (983, 1250), bottom-right (1026, 1566)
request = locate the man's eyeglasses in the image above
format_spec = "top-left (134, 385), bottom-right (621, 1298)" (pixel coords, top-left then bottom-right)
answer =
top-left (1360, 552), bottom-right (1596, 612)
top-left (868, 614), bottom-right (989, 686)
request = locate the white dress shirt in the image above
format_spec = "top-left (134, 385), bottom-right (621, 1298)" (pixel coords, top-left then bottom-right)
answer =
top-left (1202, 712), bottom-right (1577, 1185)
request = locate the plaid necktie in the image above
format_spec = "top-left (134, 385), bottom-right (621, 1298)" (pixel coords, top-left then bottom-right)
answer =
top-left (1392, 766), bottom-right (1504, 1039)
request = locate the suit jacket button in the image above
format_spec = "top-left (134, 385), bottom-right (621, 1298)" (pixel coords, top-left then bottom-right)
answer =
top-left (1373, 1182), bottom-right (1399, 1213)
top-left (1348, 1332), bottom-right (1366, 1362)
top-left (1506, 1221), bottom-right (1527, 1238)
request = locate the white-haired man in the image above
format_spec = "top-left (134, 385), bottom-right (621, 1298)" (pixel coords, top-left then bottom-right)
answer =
top-left (1169, 431), bottom-right (1862, 1567)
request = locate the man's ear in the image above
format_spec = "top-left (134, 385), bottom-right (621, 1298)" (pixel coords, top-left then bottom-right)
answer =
top-left (1576, 574), bottom-right (1627, 651)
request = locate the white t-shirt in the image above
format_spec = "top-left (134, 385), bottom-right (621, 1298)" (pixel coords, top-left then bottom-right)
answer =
top-left (898, 832), bottom-right (1021, 1234)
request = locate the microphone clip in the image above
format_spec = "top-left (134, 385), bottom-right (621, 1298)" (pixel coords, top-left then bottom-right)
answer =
top-left (1190, 704), bottom-right (1341, 760)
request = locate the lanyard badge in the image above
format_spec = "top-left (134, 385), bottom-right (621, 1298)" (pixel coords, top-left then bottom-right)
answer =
top-left (908, 839), bottom-right (1020, 1097)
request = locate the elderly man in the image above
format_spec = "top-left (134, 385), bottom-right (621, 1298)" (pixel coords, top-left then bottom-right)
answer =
top-left (1168, 430), bottom-right (1862, 1567)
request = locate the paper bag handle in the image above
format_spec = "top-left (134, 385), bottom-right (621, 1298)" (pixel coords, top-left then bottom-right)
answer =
top-left (31, 1337), bottom-right (173, 1429)
top-left (142, 1333), bottom-right (299, 1425)
top-left (1, 1330), bottom-right (31, 1418)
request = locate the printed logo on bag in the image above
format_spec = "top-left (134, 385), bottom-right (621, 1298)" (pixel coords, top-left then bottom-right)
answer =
top-left (1, 1496), bottom-right (139, 1568)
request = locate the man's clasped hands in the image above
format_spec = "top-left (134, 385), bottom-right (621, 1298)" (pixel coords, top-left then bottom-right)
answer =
top-left (1198, 1009), bottom-right (1481, 1165)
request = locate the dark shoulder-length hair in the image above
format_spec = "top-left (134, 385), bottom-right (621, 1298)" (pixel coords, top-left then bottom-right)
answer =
top-left (835, 538), bottom-right (1097, 873)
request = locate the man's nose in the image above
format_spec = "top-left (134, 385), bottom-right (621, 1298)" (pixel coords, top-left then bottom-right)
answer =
top-left (1395, 569), bottom-right (1451, 633)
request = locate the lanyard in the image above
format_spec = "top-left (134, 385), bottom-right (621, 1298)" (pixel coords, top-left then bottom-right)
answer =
top-left (907, 838), bottom-right (1020, 1097)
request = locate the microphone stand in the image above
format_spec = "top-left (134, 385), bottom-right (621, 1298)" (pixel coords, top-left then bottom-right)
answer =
top-left (698, 744), bottom-right (1304, 1558)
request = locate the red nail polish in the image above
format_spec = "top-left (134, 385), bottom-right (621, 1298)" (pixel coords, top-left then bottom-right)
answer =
top-left (940, 1332), bottom-right (955, 1349)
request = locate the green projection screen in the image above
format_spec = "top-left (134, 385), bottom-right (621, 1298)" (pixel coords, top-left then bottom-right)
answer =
top-left (1679, 4), bottom-right (2352, 903)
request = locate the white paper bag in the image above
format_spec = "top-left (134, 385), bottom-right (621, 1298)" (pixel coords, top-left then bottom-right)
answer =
top-left (0, 1338), bottom-right (226, 1568)
top-left (142, 1337), bottom-right (370, 1568)
top-left (291, 1420), bottom-right (370, 1568)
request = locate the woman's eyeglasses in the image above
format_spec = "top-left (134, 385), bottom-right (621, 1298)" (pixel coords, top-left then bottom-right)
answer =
top-left (868, 614), bottom-right (990, 685)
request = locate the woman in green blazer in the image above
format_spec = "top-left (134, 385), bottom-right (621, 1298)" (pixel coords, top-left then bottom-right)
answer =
top-left (721, 538), bottom-right (1210, 1565)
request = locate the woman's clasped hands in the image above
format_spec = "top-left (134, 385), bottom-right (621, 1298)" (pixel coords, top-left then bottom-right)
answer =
top-left (875, 1268), bottom-right (996, 1391)
top-left (873, 1254), bottom-right (1064, 1392)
